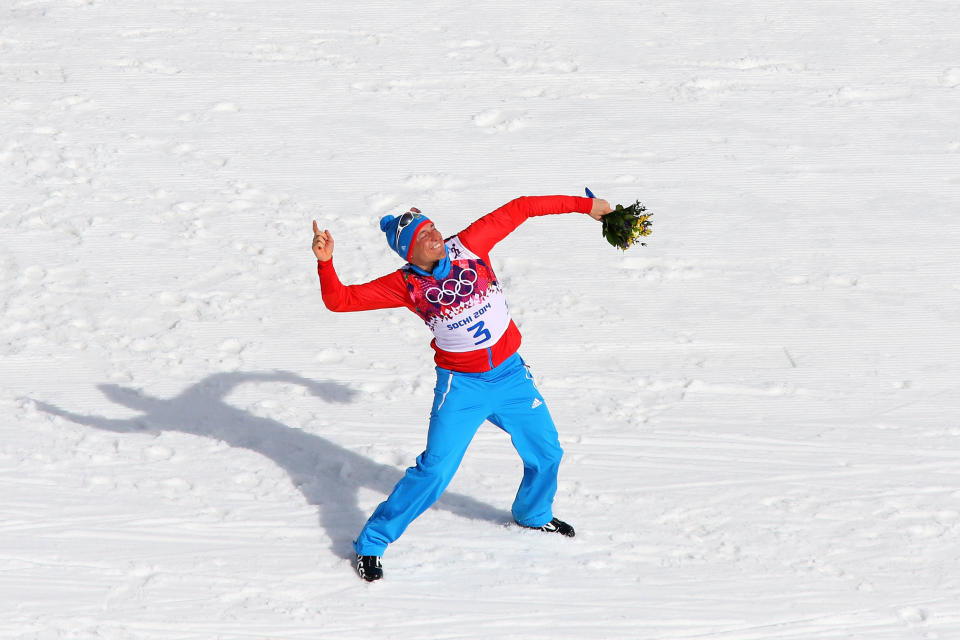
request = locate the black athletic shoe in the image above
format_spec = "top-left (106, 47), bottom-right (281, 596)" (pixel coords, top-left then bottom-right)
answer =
top-left (525, 517), bottom-right (575, 538)
top-left (356, 554), bottom-right (383, 582)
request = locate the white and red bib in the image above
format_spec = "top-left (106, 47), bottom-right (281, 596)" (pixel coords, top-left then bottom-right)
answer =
top-left (402, 238), bottom-right (512, 353)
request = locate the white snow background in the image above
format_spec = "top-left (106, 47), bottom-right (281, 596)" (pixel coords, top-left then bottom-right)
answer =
top-left (3, 1), bottom-right (960, 638)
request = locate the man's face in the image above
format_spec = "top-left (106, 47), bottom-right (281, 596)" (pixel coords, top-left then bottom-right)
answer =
top-left (409, 222), bottom-right (446, 266)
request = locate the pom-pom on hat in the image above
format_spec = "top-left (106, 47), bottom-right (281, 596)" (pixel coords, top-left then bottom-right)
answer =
top-left (380, 207), bottom-right (431, 261)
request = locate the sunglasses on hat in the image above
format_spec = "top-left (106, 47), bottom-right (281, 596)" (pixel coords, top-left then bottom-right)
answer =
top-left (395, 207), bottom-right (422, 246)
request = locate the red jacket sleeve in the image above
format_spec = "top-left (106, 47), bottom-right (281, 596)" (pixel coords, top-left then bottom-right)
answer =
top-left (317, 260), bottom-right (411, 312)
top-left (457, 195), bottom-right (594, 259)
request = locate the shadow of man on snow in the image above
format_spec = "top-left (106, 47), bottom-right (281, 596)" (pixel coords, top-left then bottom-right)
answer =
top-left (33, 371), bottom-right (510, 559)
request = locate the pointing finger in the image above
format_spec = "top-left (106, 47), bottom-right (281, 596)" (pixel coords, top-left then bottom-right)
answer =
top-left (312, 220), bottom-right (320, 235)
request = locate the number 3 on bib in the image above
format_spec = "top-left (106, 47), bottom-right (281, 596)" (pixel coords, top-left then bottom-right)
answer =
top-left (470, 320), bottom-right (492, 346)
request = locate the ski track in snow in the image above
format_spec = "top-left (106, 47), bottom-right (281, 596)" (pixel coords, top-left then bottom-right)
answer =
top-left (3, 1), bottom-right (960, 638)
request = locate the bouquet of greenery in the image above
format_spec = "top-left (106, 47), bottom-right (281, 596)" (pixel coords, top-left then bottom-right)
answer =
top-left (602, 200), bottom-right (653, 249)
top-left (585, 188), bottom-right (653, 249)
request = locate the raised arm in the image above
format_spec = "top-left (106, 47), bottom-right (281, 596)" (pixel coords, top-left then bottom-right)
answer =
top-left (457, 195), bottom-right (607, 258)
top-left (313, 220), bottom-right (410, 312)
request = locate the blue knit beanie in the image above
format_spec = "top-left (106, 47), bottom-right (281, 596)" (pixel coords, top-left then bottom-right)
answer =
top-left (379, 207), bottom-right (431, 261)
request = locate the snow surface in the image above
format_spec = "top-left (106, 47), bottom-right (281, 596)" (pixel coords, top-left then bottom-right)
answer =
top-left (3, 1), bottom-right (960, 638)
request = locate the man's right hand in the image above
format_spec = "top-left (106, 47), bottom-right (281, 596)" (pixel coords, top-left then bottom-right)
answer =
top-left (312, 220), bottom-right (334, 261)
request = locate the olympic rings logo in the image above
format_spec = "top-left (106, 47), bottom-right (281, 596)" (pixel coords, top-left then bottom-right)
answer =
top-left (425, 268), bottom-right (478, 305)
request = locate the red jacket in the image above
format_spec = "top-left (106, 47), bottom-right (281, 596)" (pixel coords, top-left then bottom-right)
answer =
top-left (317, 195), bottom-right (594, 372)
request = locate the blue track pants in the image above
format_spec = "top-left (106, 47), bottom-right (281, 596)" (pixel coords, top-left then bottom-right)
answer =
top-left (353, 353), bottom-right (563, 556)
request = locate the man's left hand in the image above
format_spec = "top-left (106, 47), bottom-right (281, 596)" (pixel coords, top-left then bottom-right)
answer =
top-left (588, 199), bottom-right (613, 221)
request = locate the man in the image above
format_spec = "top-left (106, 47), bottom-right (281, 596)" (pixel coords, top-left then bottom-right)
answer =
top-left (312, 194), bottom-right (613, 581)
